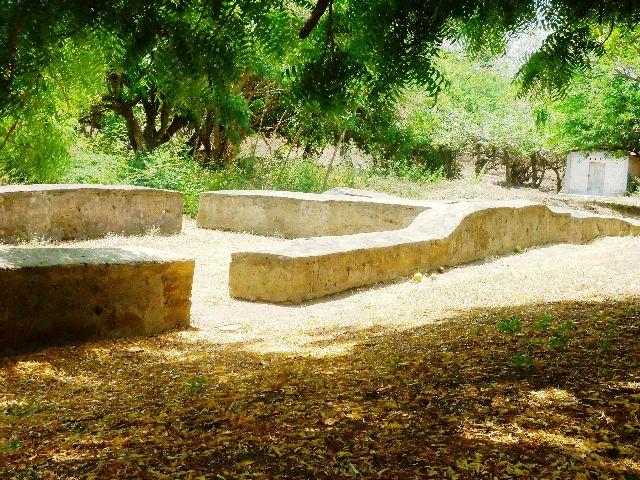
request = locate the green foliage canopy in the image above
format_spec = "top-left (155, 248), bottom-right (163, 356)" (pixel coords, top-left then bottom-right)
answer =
top-left (548, 29), bottom-right (640, 153)
top-left (4, 0), bottom-right (640, 113)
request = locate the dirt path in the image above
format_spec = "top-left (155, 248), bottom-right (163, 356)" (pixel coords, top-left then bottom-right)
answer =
top-left (32, 217), bottom-right (640, 356)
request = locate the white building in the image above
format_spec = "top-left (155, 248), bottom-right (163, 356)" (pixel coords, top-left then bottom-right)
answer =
top-left (562, 151), bottom-right (640, 197)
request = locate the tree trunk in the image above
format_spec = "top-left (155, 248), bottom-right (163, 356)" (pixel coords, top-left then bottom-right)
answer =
top-left (474, 142), bottom-right (482, 174)
top-left (120, 107), bottom-right (145, 152)
top-left (0, 118), bottom-right (19, 151)
top-left (322, 130), bottom-right (346, 190)
top-left (531, 151), bottom-right (538, 187)
top-left (285, 127), bottom-right (303, 162)
top-left (187, 108), bottom-right (243, 168)
top-left (0, 79), bottom-right (33, 152)
top-left (491, 145), bottom-right (497, 170)
top-left (101, 78), bottom-right (188, 153)
top-left (250, 91), bottom-right (270, 159)
top-left (504, 149), bottom-right (512, 186)
top-left (552, 167), bottom-right (563, 192)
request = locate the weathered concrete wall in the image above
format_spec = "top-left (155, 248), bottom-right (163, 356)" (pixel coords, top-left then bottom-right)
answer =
top-left (0, 247), bottom-right (194, 352)
top-left (0, 184), bottom-right (183, 244)
top-left (227, 197), bottom-right (640, 303)
top-left (198, 190), bottom-right (428, 238)
top-left (562, 151), bottom-right (629, 197)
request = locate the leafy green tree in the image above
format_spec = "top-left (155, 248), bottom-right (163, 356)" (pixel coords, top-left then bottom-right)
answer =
top-left (548, 29), bottom-right (640, 153)
top-left (1, 0), bottom-right (302, 174)
top-left (93, 1), bottom-right (299, 164)
top-left (404, 53), bottom-right (545, 153)
top-left (0, 37), bottom-right (106, 181)
top-left (0, 1), bottom-right (102, 114)
top-left (3, 0), bottom-right (640, 183)
top-left (297, 0), bottom-right (640, 97)
top-left (5, 0), bottom-right (640, 114)
top-left (401, 52), bottom-right (559, 186)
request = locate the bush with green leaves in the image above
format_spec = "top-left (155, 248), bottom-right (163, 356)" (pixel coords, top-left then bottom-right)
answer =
top-left (0, 38), bottom-right (107, 182)
top-left (400, 51), bottom-right (558, 186)
top-left (186, 376), bottom-right (207, 395)
top-left (65, 139), bottom-right (359, 216)
top-left (547, 29), bottom-right (640, 154)
top-left (5, 1), bottom-right (640, 191)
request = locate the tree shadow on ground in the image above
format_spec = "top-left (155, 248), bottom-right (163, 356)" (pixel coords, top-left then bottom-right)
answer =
top-left (1, 298), bottom-right (639, 479)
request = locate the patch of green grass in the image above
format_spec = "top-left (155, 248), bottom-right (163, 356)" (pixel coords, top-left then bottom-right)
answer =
top-left (62, 138), bottom-right (451, 217)
top-left (0, 438), bottom-right (22, 452)
top-left (497, 317), bottom-right (523, 334)
top-left (512, 352), bottom-right (533, 368)
top-left (187, 375), bottom-right (207, 394)
top-left (534, 314), bottom-right (553, 331)
top-left (497, 314), bottom-right (584, 368)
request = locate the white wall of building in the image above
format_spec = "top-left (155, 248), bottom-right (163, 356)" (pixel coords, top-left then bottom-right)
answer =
top-left (562, 151), bottom-right (629, 197)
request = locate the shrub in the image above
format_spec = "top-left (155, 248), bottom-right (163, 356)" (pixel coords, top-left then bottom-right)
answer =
top-left (66, 142), bottom-right (359, 216)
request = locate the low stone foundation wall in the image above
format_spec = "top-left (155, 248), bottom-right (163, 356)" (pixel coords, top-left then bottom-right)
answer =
top-left (0, 247), bottom-right (194, 352)
top-left (198, 190), bottom-right (428, 238)
top-left (0, 184), bottom-right (183, 243)
top-left (220, 192), bottom-right (640, 303)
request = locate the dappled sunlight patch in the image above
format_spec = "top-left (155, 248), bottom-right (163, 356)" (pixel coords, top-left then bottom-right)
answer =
top-left (462, 423), bottom-right (640, 476)
top-left (217, 325), bottom-right (367, 357)
top-left (520, 430), bottom-right (629, 459)
top-left (0, 398), bottom-right (29, 411)
top-left (86, 346), bottom-right (116, 361)
top-left (611, 380), bottom-right (640, 392)
top-left (174, 329), bottom-right (213, 343)
top-left (50, 447), bottom-right (97, 464)
top-left (133, 345), bottom-right (193, 360)
top-left (462, 422), bottom-right (520, 445)
top-left (529, 388), bottom-right (579, 408)
top-left (608, 458), bottom-right (640, 475)
top-left (302, 340), bottom-right (359, 358)
top-left (14, 360), bottom-right (62, 380)
top-left (279, 336), bottom-right (361, 358)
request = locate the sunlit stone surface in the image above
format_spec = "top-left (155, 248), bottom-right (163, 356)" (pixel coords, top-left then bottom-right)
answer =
top-left (198, 190), bottom-right (640, 303)
top-left (0, 184), bottom-right (183, 244)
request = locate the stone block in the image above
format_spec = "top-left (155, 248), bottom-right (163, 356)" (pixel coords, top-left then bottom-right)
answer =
top-left (0, 184), bottom-right (183, 243)
top-left (0, 247), bottom-right (194, 352)
top-left (197, 190), bottom-right (428, 238)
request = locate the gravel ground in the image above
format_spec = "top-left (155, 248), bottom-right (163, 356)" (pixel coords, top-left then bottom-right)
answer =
top-left (33, 217), bottom-right (640, 356)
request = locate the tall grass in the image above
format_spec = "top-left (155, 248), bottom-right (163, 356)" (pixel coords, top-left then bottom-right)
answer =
top-left (64, 143), bottom-right (361, 216)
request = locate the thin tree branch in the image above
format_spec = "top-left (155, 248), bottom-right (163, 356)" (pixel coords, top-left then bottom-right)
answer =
top-left (0, 118), bottom-right (19, 151)
top-left (299, 0), bottom-right (331, 39)
top-left (0, 77), bottom-right (33, 151)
